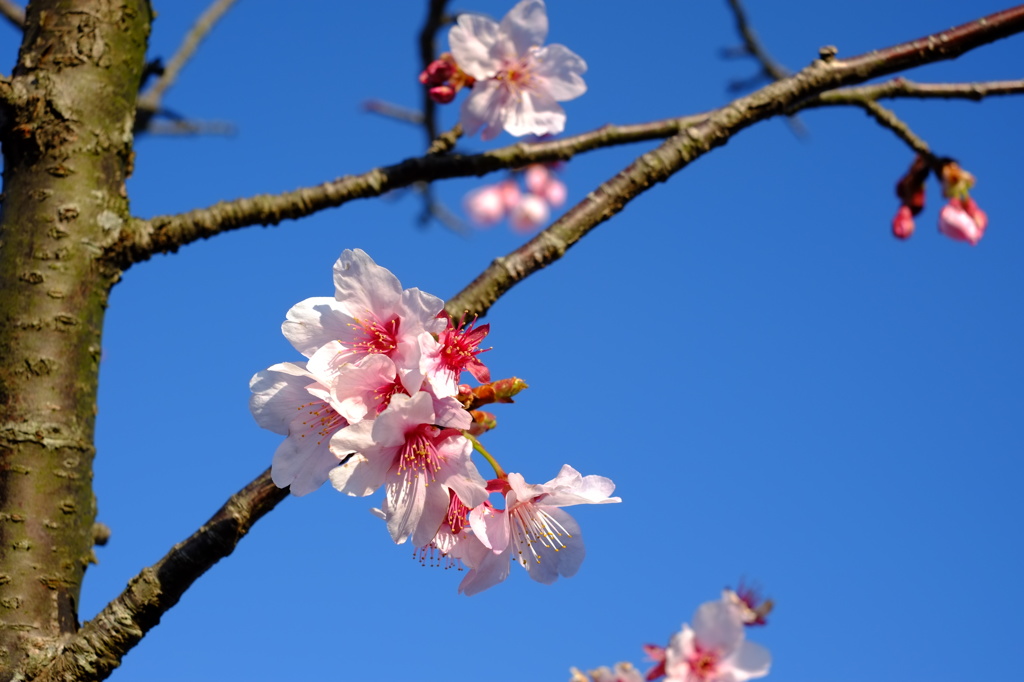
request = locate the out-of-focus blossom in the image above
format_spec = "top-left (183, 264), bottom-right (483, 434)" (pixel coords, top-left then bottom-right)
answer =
top-left (449, 0), bottom-right (587, 140)
top-left (509, 192), bottom-right (551, 232)
top-left (939, 197), bottom-right (985, 246)
top-left (642, 644), bottom-right (667, 681)
top-left (464, 179), bottom-right (521, 226)
top-left (464, 165), bottom-right (565, 233)
top-left (663, 601), bottom-right (771, 682)
top-left (570, 663), bottom-right (645, 682)
top-left (458, 464), bottom-right (620, 595)
top-left (891, 204), bottom-right (915, 240)
top-left (723, 581), bottom-right (773, 626)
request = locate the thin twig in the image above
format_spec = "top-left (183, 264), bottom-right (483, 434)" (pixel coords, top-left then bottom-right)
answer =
top-left (137, 0), bottom-right (240, 115)
top-left (419, 0), bottom-right (452, 142)
top-left (0, 0), bottom-right (24, 30)
top-left (723, 0), bottom-right (805, 137)
top-left (724, 0), bottom-right (791, 83)
top-left (853, 100), bottom-right (932, 157)
top-left (820, 77), bottom-right (1024, 103)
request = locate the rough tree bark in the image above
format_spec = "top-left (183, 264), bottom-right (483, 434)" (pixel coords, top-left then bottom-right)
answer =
top-left (0, 1), bottom-right (150, 678)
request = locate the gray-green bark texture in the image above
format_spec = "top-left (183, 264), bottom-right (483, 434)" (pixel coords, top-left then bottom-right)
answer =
top-left (0, 1), bottom-right (150, 679)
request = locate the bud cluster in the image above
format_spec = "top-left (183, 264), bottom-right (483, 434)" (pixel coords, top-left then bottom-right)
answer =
top-left (891, 155), bottom-right (988, 245)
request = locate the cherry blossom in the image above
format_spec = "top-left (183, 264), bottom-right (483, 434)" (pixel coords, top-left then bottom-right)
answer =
top-left (249, 361), bottom-right (352, 496)
top-left (663, 601), bottom-right (771, 682)
top-left (282, 249), bottom-right (445, 393)
top-left (449, 0), bottom-right (587, 140)
top-left (458, 464), bottom-right (620, 595)
top-left (329, 392), bottom-right (487, 547)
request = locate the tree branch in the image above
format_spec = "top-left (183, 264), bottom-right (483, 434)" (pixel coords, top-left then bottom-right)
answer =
top-left (820, 76), bottom-right (1024, 103)
top-left (106, 113), bottom-right (709, 267)
top-left (136, 0), bottom-right (240, 119)
top-left (445, 5), bottom-right (1024, 317)
top-left (35, 469), bottom-right (288, 682)
top-left (0, 0), bottom-right (24, 30)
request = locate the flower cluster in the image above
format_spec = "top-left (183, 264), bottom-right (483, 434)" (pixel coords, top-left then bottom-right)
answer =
top-left (464, 163), bottom-right (568, 232)
top-left (891, 155), bottom-right (988, 245)
top-left (572, 585), bottom-right (772, 682)
top-left (250, 249), bottom-right (619, 594)
top-left (421, 0), bottom-right (587, 140)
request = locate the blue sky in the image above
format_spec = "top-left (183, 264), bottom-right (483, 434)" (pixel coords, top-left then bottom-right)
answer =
top-left (5, 1), bottom-right (1021, 680)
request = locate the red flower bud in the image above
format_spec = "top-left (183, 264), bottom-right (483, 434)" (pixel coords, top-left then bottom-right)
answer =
top-left (891, 205), bottom-right (915, 240)
top-left (419, 58), bottom-right (456, 86)
top-left (428, 85), bottom-right (456, 104)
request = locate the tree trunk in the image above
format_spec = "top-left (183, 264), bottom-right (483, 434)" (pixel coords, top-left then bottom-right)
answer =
top-left (0, 1), bottom-right (150, 678)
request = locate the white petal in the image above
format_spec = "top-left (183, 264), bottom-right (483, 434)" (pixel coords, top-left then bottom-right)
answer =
top-left (503, 89), bottom-right (566, 138)
top-left (458, 547), bottom-right (511, 596)
top-left (271, 419), bottom-right (342, 495)
top-left (449, 13), bottom-right (505, 80)
top-left (385, 471), bottom-right (428, 545)
top-left (460, 80), bottom-right (510, 140)
top-left (499, 0), bottom-right (548, 54)
top-left (517, 506), bottom-right (584, 583)
top-left (540, 463), bottom-right (621, 507)
top-left (282, 297), bottom-right (352, 358)
top-left (725, 641), bottom-right (772, 682)
top-left (469, 505), bottom-right (509, 552)
top-left (530, 44), bottom-right (587, 101)
top-left (692, 600), bottom-right (745, 654)
top-left (332, 248), bottom-right (403, 319)
top-left (249, 362), bottom-right (312, 435)
top-left (328, 452), bottom-right (386, 497)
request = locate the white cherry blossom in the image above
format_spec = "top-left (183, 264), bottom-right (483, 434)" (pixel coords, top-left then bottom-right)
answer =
top-left (449, 0), bottom-right (587, 140)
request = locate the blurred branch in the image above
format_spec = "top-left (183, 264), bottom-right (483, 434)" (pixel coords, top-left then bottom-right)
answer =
top-left (445, 5), bottom-right (1024, 317)
top-left (723, 0), bottom-right (790, 85)
top-left (35, 469), bottom-right (288, 682)
top-left (362, 99), bottom-right (425, 125)
top-left (0, 0), bottom-right (23, 30)
top-left (419, 0), bottom-right (452, 142)
top-left (136, 0), bottom-right (240, 128)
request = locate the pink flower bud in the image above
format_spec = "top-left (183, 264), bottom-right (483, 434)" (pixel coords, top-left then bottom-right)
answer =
top-left (429, 85), bottom-right (456, 104)
top-left (891, 205), bottom-right (915, 240)
top-left (419, 58), bottom-right (456, 86)
top-left (963, 197), bottom-right (988, 234)
top-left (509, 193), bottom-right (550, 233)
top-left (463, 185), bottom-right (506, 226)
top-left (524, 164), bottom-right (552, 194)
top-left (938, 198), bottom-right (984, 245)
